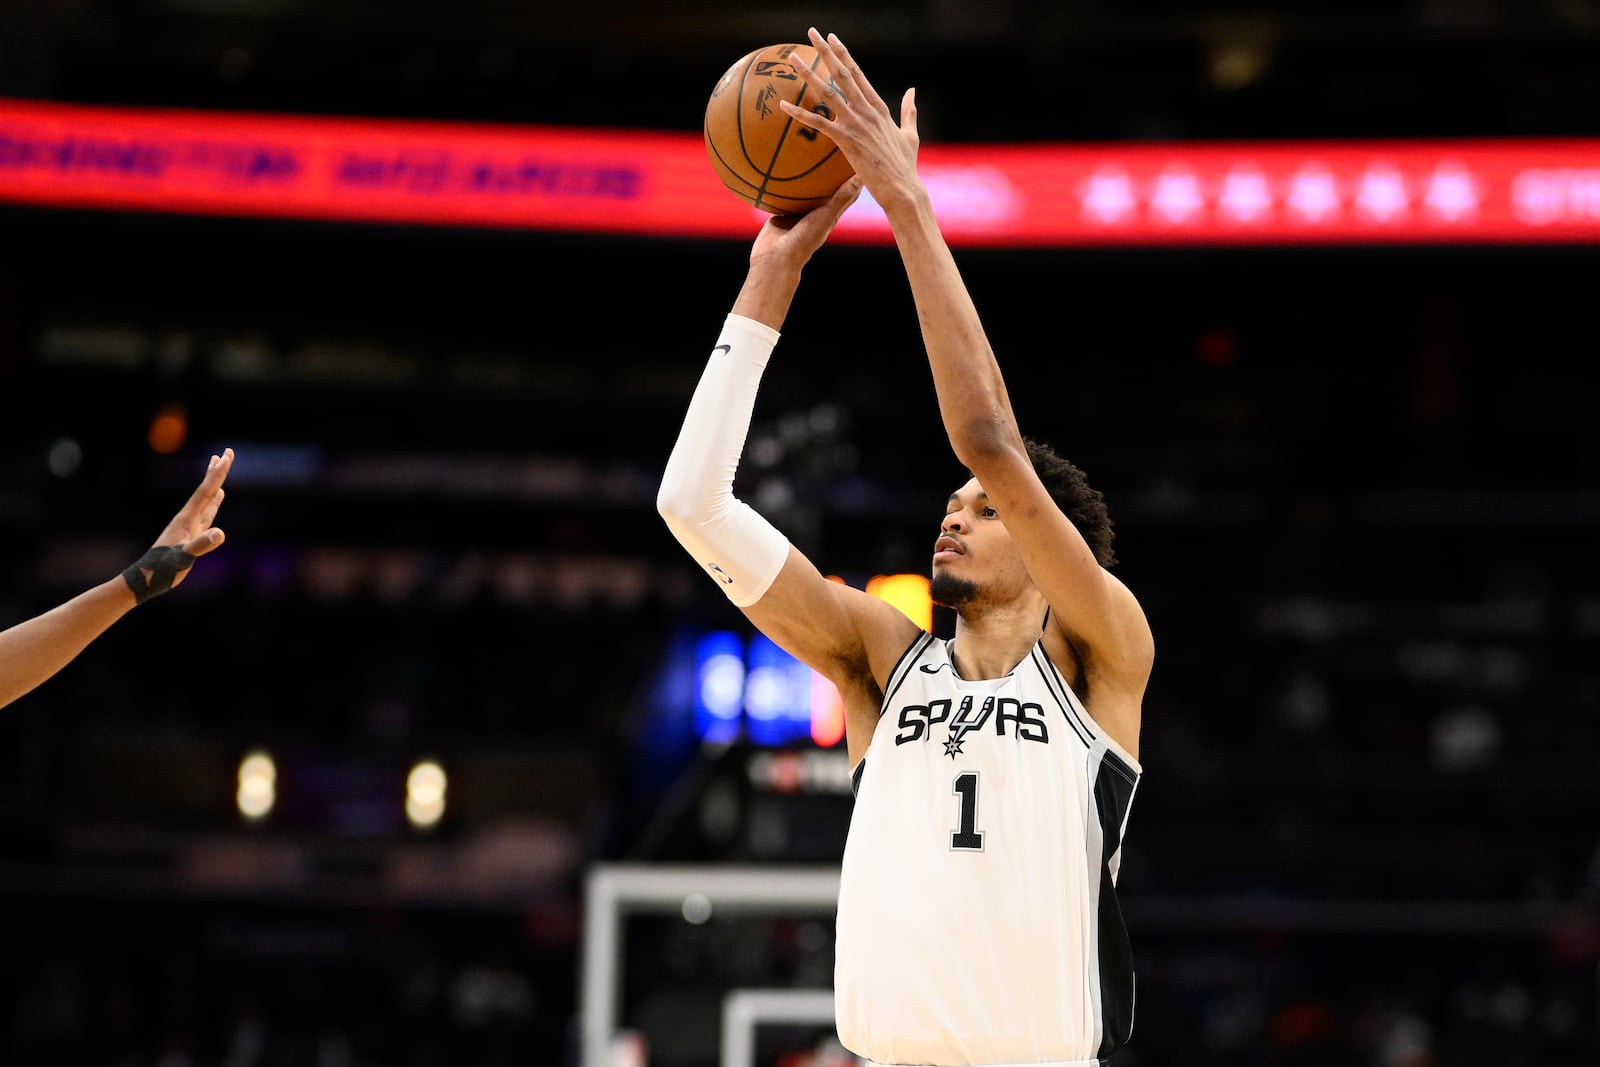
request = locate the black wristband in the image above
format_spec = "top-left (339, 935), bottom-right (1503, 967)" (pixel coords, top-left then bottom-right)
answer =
top-left (122, 545), bottom-right (197, 605)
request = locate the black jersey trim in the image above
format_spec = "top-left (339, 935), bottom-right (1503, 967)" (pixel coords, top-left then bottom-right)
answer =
top-left (880, 631), bottom-right (936, 716)
top-left (1028, 645), bottom-right (1095, 748)
top-left (854, 632), bottom-right (933, 798)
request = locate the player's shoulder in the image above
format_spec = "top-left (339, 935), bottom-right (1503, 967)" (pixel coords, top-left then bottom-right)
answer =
top-left (850, 593), bottom-right (927, 686)
top-left (1044, 568), bottom-right (1153, 690)
top-left (1105, 570), bottom-right (1155, 658)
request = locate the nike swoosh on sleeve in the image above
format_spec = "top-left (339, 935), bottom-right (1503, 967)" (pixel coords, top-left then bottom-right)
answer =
top-left (711, 344), bottom-right (731, 357)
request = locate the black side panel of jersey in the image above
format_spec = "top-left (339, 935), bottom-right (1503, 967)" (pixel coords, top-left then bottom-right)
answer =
top-left (1093, 754), bottom-right (1140, 1059)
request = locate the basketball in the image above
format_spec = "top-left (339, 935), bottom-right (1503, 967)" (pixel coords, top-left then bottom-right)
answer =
top-left (703, 43), bottom-right (856, 214)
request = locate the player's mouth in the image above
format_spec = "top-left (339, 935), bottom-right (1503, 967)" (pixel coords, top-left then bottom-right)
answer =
top-left (933, 535), bottom-right (964, 562)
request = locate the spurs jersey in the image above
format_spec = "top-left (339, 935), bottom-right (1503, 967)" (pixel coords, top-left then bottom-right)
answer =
top-left (833, 632), bottom-right (1142, 1066)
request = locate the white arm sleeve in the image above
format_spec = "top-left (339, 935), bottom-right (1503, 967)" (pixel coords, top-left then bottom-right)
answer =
top-left (656, 313), bottom-right (791, 608)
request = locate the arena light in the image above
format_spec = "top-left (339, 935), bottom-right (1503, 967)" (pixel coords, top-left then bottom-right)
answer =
top-left (743, 634), bottom-right (815, 747)
top-left (236, 748), bottom-right (275, 821)
top-left (146, 401), bottom-right (188, 454)
top-left (47, 438), bottom-right (82, 478)
top-left (405, 759), bottom-right (447, 829)
top-left (865, 573), bottom-right (932, 631)
top-left (810, 671), bottom-right (845, 748)
top-left (694, 631), bottom-right (746, 746)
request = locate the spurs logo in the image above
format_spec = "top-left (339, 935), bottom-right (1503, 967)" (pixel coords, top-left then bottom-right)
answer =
top-left (895, 693), bottom-right (1050, 747)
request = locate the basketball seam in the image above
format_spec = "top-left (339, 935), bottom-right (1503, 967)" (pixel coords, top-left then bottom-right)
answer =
top-left (747, 48), bottom-right (822, 212)
top-left (767, 54), bottom-right (813, 210)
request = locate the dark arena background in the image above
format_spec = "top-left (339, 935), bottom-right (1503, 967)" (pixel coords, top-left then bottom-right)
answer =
top-left (2, 3), bottom-right (1598, 1066)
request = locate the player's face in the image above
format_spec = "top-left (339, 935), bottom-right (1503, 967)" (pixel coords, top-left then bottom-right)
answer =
top-left (930, 478), bottom-right (1029, 610)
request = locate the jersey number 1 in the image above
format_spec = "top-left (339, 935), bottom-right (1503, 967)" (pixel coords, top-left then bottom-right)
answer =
top-left (951, 772), bottom-right (984, 851)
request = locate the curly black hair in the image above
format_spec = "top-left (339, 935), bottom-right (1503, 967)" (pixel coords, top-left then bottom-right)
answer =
top-left (1022, 437), bottom-right (1117, 568)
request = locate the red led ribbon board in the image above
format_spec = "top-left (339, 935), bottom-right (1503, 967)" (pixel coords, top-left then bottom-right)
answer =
top-left (4, 96), bottom-right (1600, 246)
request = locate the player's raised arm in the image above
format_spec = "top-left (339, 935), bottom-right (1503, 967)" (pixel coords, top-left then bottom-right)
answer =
top-left (0, 448), bottom-right (233, 710)
top-left (656, 181), bottom-right (919, 766)
top-left (781, 30), bottom-right (1151, 751)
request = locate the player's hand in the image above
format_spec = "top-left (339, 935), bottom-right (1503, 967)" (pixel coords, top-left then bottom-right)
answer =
top-left (122, 448), bottom-right (233, 605)
top-left (780, 29), bottom-right (921, 211)
top-left (749, 175), bottom-right (864, 264)
top-left (155, 447), bottom-right (233, 574)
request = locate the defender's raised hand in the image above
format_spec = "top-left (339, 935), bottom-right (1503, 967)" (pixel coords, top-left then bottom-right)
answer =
top-left (123, 447), bottom-right (233, 604)
top-left (2, 447), bottom-right (238, 709)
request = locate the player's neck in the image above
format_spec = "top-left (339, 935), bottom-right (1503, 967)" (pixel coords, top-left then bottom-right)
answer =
top-left (950, 602), bottom-right (1048, 680)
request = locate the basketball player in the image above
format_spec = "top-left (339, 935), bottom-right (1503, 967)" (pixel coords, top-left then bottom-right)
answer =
top-left (1, 447), bottom-right (233, 710)
top-left (657, 29), bottom-right (1153, 1067)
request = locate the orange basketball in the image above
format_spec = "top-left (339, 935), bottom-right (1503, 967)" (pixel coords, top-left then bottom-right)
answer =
top-left (704, 43), bottom-right (855, 214)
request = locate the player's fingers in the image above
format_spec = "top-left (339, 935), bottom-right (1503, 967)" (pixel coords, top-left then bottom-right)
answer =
top-left (177, 475), bottom-right (219, 515)
top-left (901, 87), bottom-right (919, 139)
top-left (822, 176), bottom-right (864, 217)
top-left (821, 32), bottom-right (891, 117)
top-left (183, 528), bottom-right (225, 558)
top-left (785, 47), bottom-right (842, 114)
top-left (778, 98), bottom-right (850, 150)
top-left (173, 452), bottom-right (230, 520)
top-left (777, 97), bottom-right (827, 134)
top-left (179, 448), bottom-right (233, 515)
top-left (194, 486), bottom-right (225, 530)
top-left (198, 448), bottom-right (233, 489)
top-left (171, 485), bottom-right (223, 540)
top-left (803, 29), bottom-right (858, 109)
top-left (156, 487), bottom-right (221, 552)
top-left (805, 29), bottom-right (847, 88)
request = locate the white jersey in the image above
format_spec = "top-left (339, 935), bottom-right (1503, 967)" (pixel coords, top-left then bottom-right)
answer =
top-left (833, 632), bottom-right (1142, 1066)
